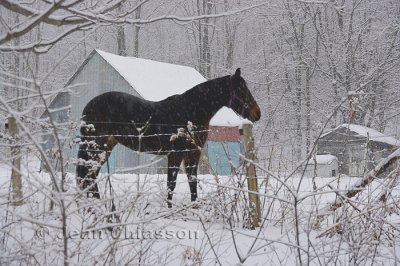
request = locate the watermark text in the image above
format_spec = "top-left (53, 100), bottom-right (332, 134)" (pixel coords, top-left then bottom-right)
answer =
top-left (35, 226), bottom-right (199, 240)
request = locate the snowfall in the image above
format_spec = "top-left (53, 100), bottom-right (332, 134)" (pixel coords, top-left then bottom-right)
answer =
top-left (1, 155), bottom-right (400, 265)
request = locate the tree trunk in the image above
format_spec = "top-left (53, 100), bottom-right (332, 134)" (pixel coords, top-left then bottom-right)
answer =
top-left (133, 5), bottom-right (141, 57)
top-left (197, 0), bottom-right (213, 78)
top-left (8, 116), bottom-right (23, 206)
top-left (117, 5), bottom-right (126, 56)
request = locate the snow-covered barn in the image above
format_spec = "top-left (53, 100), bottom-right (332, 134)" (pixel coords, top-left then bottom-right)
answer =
top-left (43, 49), bottom-right (242, 175)
top-left (317, 124), bottom-right (400, 176)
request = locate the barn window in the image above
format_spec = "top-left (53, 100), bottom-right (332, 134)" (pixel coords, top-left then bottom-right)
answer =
top-left (331, 169), bottom-right (336, 177)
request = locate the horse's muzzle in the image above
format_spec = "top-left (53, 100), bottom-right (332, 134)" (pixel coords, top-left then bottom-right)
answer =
top-left (249, 105), bottom-right (261, 122)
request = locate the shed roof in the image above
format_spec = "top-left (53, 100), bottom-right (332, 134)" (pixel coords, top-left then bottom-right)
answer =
top-left (321, 124), bottom-right (400, 147)
top-left (209, 107), bottom-right (242, 127)
top-left (96, 50), bottom-right (241, 127)
top-left (308, 154), bottom-right (338, 165)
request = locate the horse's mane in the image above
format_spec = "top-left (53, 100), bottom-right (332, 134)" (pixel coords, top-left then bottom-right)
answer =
top-left (162, 75), bottom-right (230, 103)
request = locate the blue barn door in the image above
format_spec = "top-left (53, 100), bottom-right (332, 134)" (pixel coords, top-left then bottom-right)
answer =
top-left (207, 141), bottom-right (240, 175)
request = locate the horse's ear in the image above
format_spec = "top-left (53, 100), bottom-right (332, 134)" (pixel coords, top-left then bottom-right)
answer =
top-left (231, 68), bottom-right (241, 81)
top-left (234, 68), bottom-right (241, 77)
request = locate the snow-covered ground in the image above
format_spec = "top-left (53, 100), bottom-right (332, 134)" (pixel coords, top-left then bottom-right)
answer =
top-left (1, 157), bottom-right (399, 265)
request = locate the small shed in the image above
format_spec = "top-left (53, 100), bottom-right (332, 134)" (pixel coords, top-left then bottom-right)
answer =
top-left (304, 154), bottom-right (339, 178)
top-left (207, 107), bottom-right (242, 175)
top-left (43, 49), bottom-right (241, 175)
top-left (317, 124), bottom-right (400, 176)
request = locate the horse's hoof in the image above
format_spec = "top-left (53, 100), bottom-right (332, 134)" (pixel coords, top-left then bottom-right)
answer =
top-left (191, 203), bottom-right (199, 209)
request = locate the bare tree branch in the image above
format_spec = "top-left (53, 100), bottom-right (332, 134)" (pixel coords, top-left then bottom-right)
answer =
top-left (0, 0), bottom-right (269, 51)
top-left (319, 147), bottom-right (400, 216)
top-left (0, 0), bottom-right (70, 45)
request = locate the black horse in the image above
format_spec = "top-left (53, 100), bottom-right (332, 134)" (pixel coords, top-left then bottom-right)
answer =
top-left (76, 68), bottom-right (260, 207)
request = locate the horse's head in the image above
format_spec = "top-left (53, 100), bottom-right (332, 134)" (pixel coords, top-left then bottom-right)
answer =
top-left (227, 68), bottom-right (261, 122)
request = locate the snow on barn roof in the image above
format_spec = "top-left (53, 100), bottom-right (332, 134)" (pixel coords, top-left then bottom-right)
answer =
top-left (97, 49), bottom-right (241, 127)
top-left (308, 154), bottom-right (338, 165)
top-left (97, 50), bottom-right (206, 101)
top-left (322, 123), bottom-right (400, 146)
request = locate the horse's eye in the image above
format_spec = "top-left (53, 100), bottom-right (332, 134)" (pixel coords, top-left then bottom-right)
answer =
top-left (244, 103), bottom-right (249, 109)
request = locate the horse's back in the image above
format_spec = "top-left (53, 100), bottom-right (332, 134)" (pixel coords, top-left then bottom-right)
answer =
top-left (82, 91), bottom-right (154, 123)
top-left (79, 90), bottom-right (208, 153)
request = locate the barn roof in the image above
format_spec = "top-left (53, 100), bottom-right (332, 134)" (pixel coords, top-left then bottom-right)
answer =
top-left (308, 154), bottom-right (338, 165)
top-left (96, 49), bottom-right (242, 127)
top-left (321, 124), bottom-right (400, 146)
top-left (97, 50), bottom-right (206, 101)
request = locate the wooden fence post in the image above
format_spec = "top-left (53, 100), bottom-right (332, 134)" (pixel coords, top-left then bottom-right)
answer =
top-left (8, 116), bottom-right (23, 206)
top-left (241, 122), bottom-right (261, 228)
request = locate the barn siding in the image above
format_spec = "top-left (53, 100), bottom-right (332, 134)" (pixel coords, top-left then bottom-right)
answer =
top-left (99, 144), bottom-right (167, 174)
top-left (304, 161), bottom-right (339, 177)
top-left (318, 140), bottom-right (369, 176)
top-left (68, 53), bottom-right (141, 121)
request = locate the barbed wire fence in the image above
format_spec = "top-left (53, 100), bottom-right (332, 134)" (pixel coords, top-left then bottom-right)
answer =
top-left (1, 112), bottom-right (400, 264)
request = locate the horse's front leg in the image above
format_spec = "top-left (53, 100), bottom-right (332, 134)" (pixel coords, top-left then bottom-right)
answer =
top-left (185, 168), bottom-right (198, 203)
top-left (167, 154), bottom-right (182, 208)
top-left (77, 136), bottom-right (116, 199)
top-left (77, 143), bottom-right (103, 199)
top-left (185, 150), bottom-right (201, 204)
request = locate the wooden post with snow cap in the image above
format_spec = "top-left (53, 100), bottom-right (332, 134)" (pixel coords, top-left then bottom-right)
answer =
top-left (8, 116), bottom-right (23, 206)
top-left (240, 120), bottom-right (261, 228)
